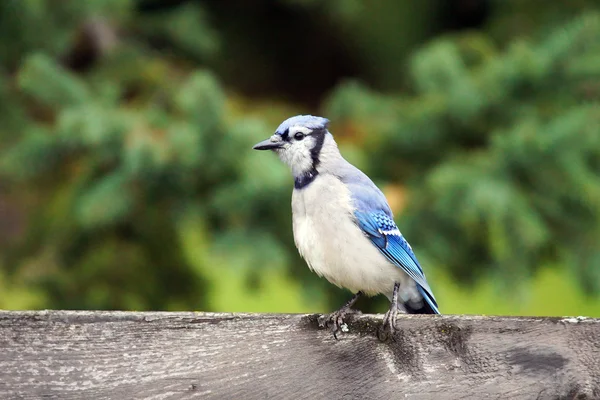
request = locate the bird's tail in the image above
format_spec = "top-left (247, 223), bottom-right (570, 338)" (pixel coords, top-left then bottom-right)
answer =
top-left (404, 285), bottom-right (440, 314)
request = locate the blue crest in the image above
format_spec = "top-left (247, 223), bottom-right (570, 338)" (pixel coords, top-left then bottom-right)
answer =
top-left (275, 115), bottom-right (330, 135)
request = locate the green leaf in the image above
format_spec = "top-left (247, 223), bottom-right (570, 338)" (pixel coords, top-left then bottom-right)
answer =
top-left (18, 54), bottom-right (89, 107)
top-left (75, 172), bottom-right (133, 229)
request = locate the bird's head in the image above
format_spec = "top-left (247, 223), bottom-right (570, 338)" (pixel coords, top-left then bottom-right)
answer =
top-left (253, 115), bottom-right (333, 179)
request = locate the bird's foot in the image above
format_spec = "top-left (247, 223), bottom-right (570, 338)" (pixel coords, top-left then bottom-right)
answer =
top-left (318, 307), bottom-right (361, 340)
top-left (378, 282), bottom-right (402, 341)
top-left (378, 305), bottom-right (400, 341)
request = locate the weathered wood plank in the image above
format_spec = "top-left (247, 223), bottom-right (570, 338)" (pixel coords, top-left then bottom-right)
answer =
top-left (0, 311), bottom-right (598, 399)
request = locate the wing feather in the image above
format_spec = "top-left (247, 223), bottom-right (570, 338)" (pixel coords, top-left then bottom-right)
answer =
top-left (354, 211), bottom-right (439, 313)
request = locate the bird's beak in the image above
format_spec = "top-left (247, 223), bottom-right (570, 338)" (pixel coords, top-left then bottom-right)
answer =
top-left (252, 136), bottom-right (283, 151)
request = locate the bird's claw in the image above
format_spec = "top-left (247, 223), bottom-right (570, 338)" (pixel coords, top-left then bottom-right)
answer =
top-left (378, 306), bottom-right (399, 341)
top-left (319, 307), bottom-right (359, 339)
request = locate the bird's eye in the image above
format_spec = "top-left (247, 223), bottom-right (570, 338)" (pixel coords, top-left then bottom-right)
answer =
top-left (294, 132), bottom-right (305, 141)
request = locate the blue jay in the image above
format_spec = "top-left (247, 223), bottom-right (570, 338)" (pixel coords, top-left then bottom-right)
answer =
top-left (253, 115), bottom-right (439, 338)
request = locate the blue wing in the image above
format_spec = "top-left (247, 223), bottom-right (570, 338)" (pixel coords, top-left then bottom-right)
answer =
top-left (354, 210), bottom-right (439, 314)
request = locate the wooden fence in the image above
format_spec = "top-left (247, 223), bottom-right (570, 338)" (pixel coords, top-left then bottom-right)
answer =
top-left (0, 311), bottom-right (598, 399)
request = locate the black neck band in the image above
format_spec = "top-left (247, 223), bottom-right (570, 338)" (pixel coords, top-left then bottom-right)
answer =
top-left (294, 168), bottom-right (318, 189)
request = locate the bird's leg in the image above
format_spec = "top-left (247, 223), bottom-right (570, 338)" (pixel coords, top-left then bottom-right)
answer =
top-left (380, 282), bottom-right (400, 340)
top-left (319, 291), bottom-right (363, 339)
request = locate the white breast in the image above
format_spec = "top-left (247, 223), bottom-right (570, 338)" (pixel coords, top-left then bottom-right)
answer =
top-left (291, 175), bottom-right (416, 300)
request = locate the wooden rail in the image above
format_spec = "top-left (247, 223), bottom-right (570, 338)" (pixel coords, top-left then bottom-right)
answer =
top-left (0, 311), bottom-right (598, 399)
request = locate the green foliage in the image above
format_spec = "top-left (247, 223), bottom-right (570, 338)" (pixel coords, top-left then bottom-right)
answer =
top-left (0, 0), bottom-right (598, 316)
top-left (2, 49), bottom-right (300, 309)
top-left (0, 0), bottom-right (294, 310)
top-left (0, 0), bottom-right (132, 69)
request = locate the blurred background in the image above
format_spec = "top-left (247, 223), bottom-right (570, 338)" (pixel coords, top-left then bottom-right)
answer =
top-left (1, 0), bottom-right (599, 316)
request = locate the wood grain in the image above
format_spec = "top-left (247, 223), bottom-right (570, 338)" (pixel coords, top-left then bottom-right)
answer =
top-left (0, 311), bottom-right (598, 399)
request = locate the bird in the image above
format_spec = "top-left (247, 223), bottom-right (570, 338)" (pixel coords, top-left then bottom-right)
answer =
top-left (253, 115), bottom-right (439, 338)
